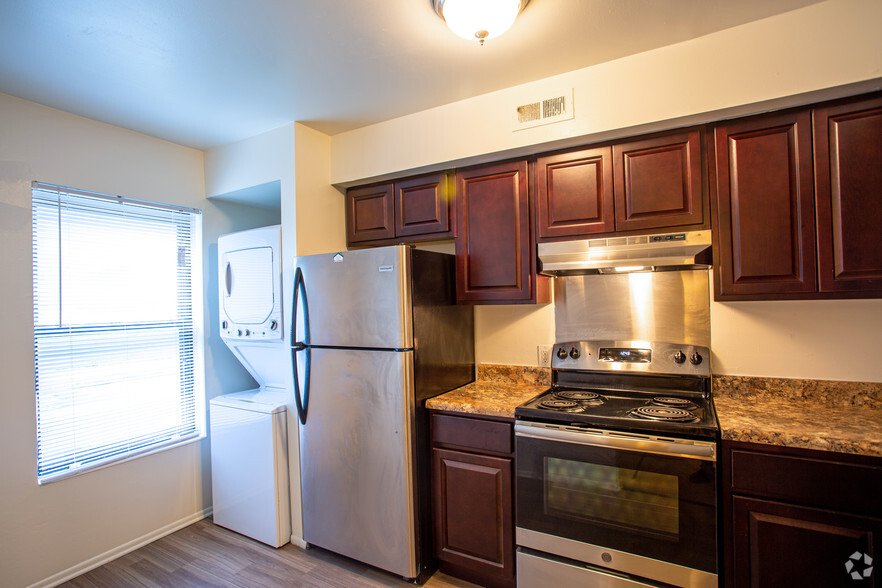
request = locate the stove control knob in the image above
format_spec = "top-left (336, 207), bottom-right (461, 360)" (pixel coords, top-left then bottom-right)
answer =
top-left (556, 347), bottom-right (569, 360)
top-left (569, 347), bottom-right (580, 359)
top-left (673, 351), bottom-right (686, 364)
top-left (690, 352), bottom-right (703, 365)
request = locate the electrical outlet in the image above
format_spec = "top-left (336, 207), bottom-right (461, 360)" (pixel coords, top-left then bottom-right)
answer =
top-left (537, 345), bottom-right (552, 367)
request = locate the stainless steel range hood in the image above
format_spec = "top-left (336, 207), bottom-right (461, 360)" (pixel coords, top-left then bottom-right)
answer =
top-left (538, 230), bottom-right (712, 276)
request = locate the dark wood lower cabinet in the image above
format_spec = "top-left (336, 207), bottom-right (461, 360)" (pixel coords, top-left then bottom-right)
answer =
top-left (723, 441), bottom-right (882, 588)
top-left (431, 412), bottom-right (515, 588)
top-left (732, 496), bottom-right (881, 587)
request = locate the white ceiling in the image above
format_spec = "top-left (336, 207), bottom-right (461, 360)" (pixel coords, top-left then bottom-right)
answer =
top-left (0, 0), bottom-right (823, 150)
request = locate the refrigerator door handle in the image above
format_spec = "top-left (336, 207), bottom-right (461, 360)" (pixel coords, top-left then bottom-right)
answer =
top-left (292, 266), bottom-right (311, 424)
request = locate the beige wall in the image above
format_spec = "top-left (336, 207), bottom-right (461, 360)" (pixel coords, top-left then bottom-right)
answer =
top-left (293, 123), bottom-right (347, 257)
top-left (0, 92), bottom-right (280, 588)
top-left (203, 122), bottom-right (345, 550)
top-left (330, 0), bottom-right (882, 185)
top-left (327, 0), bottom-right (882, 383)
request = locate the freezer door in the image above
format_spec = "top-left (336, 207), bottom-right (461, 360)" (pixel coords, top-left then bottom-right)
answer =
top-left (299, 347), bottom-right (417, 578)
top-left (293, 246), bottom-right (412, 349)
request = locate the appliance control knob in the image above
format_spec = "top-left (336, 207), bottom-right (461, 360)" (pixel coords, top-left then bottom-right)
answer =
top-left (245, 329), bottom-right (251, 336)
top-left (569, 347), bottom-right (580, 359)
top-left (690, 352), bottom-right (703, 365)
top-left (222, 320), bottom-right (228, 330)
top-left (673, 351), bottom-right (686, 364)
top-left (270, 320), bottom-right (278, 330)
top-left (556, 347), bottom-right (569, 360)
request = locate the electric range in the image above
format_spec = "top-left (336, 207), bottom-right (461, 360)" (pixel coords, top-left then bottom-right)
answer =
top-left (515, 340), bottom-right (719, 588)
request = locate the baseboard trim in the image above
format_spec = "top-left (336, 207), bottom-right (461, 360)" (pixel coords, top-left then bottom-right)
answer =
top-left (289, 533), bottom-right (308, 549)
top-left (29, 507), bottom-right (213, 588)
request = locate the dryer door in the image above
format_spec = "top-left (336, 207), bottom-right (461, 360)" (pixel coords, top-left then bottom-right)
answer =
top-left (221, 245), bottom-right (281, 340)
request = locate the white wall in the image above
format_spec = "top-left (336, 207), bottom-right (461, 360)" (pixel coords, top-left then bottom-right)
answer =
top-left (327, 0), bottom-right (882, 383)
top-left (0, 92), bottom-right (278, 588)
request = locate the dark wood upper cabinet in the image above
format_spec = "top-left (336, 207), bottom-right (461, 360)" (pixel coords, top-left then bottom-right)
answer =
top-left (813, 96), bottom-right (882, 294)
top-left (613, 128), bottom-right (705, 232)
top-left (346, 182), bottom-right (395, 244)
top-left (455, 160), bottom-right (548, 304)
top-left (711, 110), bottom-right (818, 299)
top-left (346, 172), bottom-right (453, 246)
top-left (535, 129), bottom-right (705, 242)
top-left (535, 146), bottom-right (614, 239)
top-left (395, 173), bottom-right (454, 239)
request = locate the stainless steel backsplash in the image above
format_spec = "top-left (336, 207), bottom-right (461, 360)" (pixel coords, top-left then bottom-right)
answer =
top-left (554, 270), bottom-right (711, 347)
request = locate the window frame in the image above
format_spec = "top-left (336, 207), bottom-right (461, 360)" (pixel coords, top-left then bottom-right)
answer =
top-left (31, 181), bottom-right (205, 484)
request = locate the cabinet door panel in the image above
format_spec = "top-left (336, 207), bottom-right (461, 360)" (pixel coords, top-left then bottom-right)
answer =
top-left (346, 183), bottom-right (395, 244)
top-left (455, 160), bottom-right (533, 303)
top-left (733, 497), bottom-right (880, 588)
top-left (432, 448), bottom-right (514, 583)
top-left (613, 129), bottom-right (704, 232)
top-left (395, 173), bottom-right (453, 239)
top-left (814, 96), bottom-right (882, 294)
top-left (536, 146), bottom-right (614, 239)
top-left (712, 111), bottom-right (817, 298)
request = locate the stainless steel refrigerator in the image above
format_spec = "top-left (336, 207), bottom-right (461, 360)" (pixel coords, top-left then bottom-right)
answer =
top-left (291, 245), bottom-right (475, 581)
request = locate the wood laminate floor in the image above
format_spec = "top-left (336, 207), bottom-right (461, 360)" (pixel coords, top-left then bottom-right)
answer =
top-left (60, 519), bottom-right (480, 588)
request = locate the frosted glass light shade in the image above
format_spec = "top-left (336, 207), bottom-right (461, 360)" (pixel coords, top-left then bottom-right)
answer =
top-left (436, 0), bottom-right (525, 42)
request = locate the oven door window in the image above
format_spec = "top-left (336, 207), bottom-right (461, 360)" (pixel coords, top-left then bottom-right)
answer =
top-left (546, 458), bottom-right (680, 537)
top-left (516, 433), bottom-right (716, 573)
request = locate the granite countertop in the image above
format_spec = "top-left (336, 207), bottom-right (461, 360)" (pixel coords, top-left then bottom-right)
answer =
top-left (714, 375), bottom-right (882, 458)
top-left (426, 365), bottom-right (550, 419)
top-left (430, 366), bottom-right (882, 458)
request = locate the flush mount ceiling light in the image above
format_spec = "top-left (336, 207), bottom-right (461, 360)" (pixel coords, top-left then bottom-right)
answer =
top-left (433, 0), bottom-right (529, 45)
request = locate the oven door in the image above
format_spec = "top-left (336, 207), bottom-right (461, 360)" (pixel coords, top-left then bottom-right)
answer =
top-left (515, 422), bottom-right (717, 587)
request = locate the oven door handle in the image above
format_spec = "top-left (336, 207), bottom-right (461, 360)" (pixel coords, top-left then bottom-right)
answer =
top-left (514, 422), bottom-right (716, 461)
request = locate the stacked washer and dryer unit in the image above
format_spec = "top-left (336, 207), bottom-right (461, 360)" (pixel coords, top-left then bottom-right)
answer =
top-left (210, 225), bottom-right (292, 547)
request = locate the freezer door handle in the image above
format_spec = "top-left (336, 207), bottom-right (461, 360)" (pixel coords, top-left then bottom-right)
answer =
top-left (292, 266), bottom-right (311, 424)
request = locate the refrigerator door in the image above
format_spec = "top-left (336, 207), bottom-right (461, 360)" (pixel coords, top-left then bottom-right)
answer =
top-left (299, 347), bottom-right (417, 578)
top-left (293, 246), bottom-right (412, 349)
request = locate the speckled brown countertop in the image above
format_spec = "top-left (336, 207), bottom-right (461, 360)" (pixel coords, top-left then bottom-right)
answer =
top-left (430, 367), bottom-right (882, 457)
top-left (714, 375), bottom-right (882, 457)
top-left (426, 364), bottom-right (550, 419)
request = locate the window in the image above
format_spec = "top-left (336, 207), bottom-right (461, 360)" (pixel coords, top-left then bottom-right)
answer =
top-left (32, 182), bottom-right (204, 483)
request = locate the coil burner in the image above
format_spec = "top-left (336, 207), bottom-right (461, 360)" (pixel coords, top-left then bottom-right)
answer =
top-left (553, 390), bottom-right (606, 407)
top-left (629, 405), bottom-right (699, 423)
top-left (537, 399), bottom-right (585, 413)
top-left (651, 396), bottom-right (698, 411)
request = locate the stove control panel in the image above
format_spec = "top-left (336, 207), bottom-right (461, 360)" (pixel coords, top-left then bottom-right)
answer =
top-left (551, 340), bottom-right (711, 376)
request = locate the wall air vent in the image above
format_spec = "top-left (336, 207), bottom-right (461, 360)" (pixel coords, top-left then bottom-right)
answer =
top-left (513, 88), bottom-right (574, 131)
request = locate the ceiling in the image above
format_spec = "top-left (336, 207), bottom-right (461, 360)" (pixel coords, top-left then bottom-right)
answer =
top-left (0, 0), bottom-right (823, 150)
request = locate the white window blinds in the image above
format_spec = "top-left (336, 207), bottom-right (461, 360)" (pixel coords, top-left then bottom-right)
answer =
top-left (32, 182), bottom-right (204, 483)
